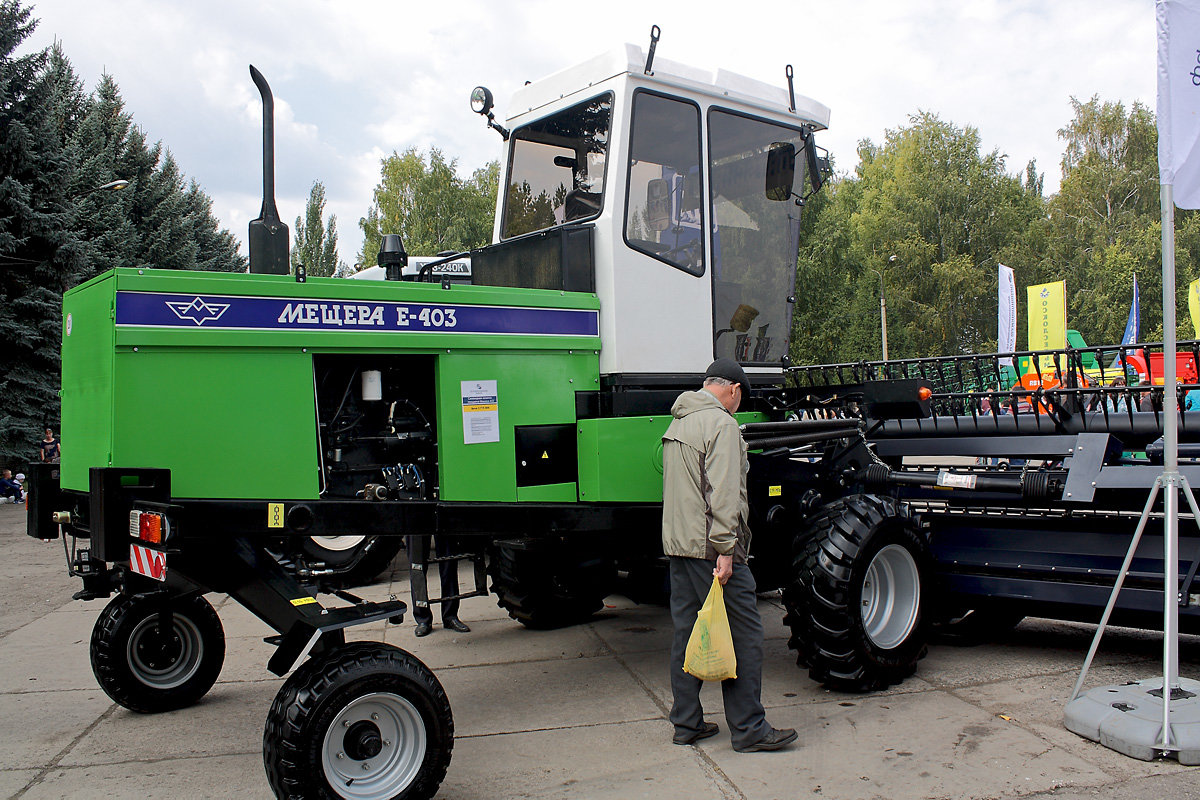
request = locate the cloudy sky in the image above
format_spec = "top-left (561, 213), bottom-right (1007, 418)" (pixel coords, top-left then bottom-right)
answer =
top-left (25, 0), bottom-right (1156, 268)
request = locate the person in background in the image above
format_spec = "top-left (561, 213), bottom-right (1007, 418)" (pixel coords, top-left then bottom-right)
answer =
top-left (0, 470), bottom-right (21, 503)
top-left (406, 534), bottom-right (470, 637)
top-left (39, 428), bottom-right (60, 463)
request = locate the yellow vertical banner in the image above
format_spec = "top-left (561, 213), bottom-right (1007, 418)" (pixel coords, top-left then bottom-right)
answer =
top-left (1027, 280), bottom-right (1066, 373)
top-left (1190, 278), bottom-right (1200, 338)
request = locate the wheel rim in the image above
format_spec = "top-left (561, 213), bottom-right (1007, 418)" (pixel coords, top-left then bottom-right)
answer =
top-left (310, 535), bottom-right (367, 552)
top-left (860, 544), bottom-right (920, 650)
top-left (125, 613), bottom-right (204, 690)
top-left (321, 691), bottom-right (427, 800)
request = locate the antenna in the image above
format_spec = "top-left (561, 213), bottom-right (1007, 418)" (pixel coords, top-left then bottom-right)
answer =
top-left (644, 25), bottom-right (660, 75)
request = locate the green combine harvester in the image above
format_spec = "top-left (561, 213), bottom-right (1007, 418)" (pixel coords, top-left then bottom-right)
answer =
top-left (27, 33), bottom-right (835, 799)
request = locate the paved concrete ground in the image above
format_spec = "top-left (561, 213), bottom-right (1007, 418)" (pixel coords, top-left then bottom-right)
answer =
top-left (3, 503), bottom-right (1200, 800)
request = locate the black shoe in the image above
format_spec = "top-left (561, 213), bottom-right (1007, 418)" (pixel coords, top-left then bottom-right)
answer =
top-left (734, 727), bottom-right (797, 753)
top-left (672, 721), bottom-right (719, 745)
top-left (443, 617), bottom-right (471, 633)
top-left (414, 622), bottom-right (433, 637)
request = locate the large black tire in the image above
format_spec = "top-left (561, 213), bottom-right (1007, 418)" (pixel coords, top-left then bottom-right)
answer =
top-left (783, 494), bottom-right (931, 692)
top-left (90, 593), bottom-right (225, 713)
top-left (302, 536), bottom-right (404, 588)
top-left (487, 538), bottom-right (615, 629)
top-left (263, 642), bottom-right (453, 800)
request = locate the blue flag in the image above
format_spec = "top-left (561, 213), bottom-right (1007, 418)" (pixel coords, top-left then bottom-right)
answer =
top-left (1111, 275), bottom-right (1140, 371)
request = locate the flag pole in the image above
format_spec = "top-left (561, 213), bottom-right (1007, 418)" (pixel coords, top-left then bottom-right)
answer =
top-left (1160, 181), bottom-right (1181, 748)
top-left (1063, 1), bottom-right (1200, 762)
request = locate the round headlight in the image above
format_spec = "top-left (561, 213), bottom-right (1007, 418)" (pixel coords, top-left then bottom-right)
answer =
top-left (470, 86), bottom-right (493, 115)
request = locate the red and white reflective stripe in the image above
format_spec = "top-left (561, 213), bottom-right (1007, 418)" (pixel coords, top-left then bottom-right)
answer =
top-left (130, 544), bottom-right (167, 581)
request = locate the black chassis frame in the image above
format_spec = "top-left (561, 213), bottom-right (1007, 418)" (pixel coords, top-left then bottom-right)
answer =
top-left (27, 464), bottom-right (663, 676)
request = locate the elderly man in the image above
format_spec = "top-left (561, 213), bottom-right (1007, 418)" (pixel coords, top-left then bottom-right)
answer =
top-left (661, 358), bottom-right (797, 752)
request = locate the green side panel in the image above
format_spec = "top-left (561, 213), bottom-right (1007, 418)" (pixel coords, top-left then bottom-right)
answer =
top-left (435, 351), bottom-right (598, 502)
top-left (60, 274), bottom-right (116, 492)
top-left (517, 482), bottom-right (579, 502)
top-left (110, 349), bottom-right (320, 499)
top-left (577, 410), bottom-right (768, 503)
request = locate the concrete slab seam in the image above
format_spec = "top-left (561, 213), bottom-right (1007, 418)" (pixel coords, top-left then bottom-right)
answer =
top-left (588, 622), bottom-right (748, 800)
top-left (944, 686), bottom-right (1133, 783)
top-left (453, 715), bottom-right (665, 740)
top-left (11, 701), bottom-right (119, 799)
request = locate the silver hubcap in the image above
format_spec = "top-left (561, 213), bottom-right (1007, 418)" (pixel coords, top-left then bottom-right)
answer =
top-left (321, 692), bottom-right (427, 800)
top-left (126, 614), bottom-right (203, 689)
top-left (860, 544), bottom-right (920, 650)
top-left (311, 535), bottom-right (367, 552)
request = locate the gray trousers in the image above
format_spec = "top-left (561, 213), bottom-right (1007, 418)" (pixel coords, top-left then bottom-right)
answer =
top-left (669, 556), bottom-right (770, 749)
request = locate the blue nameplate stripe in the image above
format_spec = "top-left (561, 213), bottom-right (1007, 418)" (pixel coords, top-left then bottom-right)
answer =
top-left (114, 292), bottom-right (600, 337)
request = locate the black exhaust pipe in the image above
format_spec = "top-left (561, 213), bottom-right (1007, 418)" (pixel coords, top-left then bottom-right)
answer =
top-left (247, 65), bottom-right (289, 275)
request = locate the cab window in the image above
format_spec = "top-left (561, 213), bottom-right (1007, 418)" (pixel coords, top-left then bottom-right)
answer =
top-left (623, 90), bottom-right (704, 275)
top-left (502, 94), bottom-right (612, 239)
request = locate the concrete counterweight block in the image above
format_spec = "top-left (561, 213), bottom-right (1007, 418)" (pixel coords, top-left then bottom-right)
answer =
top-left (1064, 677), bottom-right (1200, 765)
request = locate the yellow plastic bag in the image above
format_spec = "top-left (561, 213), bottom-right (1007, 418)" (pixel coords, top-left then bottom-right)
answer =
top-left (683, 576), bottom-right (737, 681)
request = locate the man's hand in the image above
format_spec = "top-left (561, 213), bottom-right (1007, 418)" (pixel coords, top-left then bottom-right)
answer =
top-left (714, 554), bottom-right (733, 585)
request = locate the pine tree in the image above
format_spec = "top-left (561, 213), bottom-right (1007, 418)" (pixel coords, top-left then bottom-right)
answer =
top-left (0, 0), bottom-right (82, 468)
top-left (291, 180), bottom-right (341, 277)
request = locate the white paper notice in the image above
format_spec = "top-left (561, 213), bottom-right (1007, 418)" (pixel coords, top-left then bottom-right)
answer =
top-left (461, 380), bottom-right (499, 444)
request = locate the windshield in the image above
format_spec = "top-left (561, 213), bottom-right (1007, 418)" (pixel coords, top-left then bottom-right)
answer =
top-left (502, 94), bottom-right (613, 239)
top-left (708, 109), bottom-right (807, 365)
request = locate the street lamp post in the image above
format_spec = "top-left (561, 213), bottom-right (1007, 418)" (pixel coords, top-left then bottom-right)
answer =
top-left (869, 258), bottom-right (894, 361)
top-left (70, 179), bottom-right (130, 200)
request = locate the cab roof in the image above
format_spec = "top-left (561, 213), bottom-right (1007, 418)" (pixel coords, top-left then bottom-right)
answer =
top-left (507, 44), bottom-right (831, 132)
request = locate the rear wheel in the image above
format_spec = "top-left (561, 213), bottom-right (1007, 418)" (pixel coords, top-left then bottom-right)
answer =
top-left (784, 494), bottom-right (930, 692)
top-left (90, 593), bottom-right (225, 713)
top-left (488, 538), bottom-right (615, 629)
top-left (263, 642), bottom-right (452, 800)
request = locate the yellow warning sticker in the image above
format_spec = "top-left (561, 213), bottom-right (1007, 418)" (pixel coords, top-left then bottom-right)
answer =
top-left (541, 451), bottom-right (550, 459)
top-left (769, 485), bottom-right (782, 497)
top-left (290, 596), bottom-right (317, 607)
top-left (268, 503), bottom-right (285, 528)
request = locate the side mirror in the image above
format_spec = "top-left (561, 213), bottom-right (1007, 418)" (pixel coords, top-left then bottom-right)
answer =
top-left (646, 178), bottom-right (671, 231)
top-left (765, 142), bottom-right (796, 202)
top-left (805, 139), bottom-right (825, 194)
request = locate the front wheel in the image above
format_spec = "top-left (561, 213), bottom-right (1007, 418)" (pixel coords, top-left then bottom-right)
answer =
top-left (264, 642), bottom-right (453, 800)
top-left (784, 494), bottom-right (931, 692)
top-left (90, 593), bottom-right (226, 713)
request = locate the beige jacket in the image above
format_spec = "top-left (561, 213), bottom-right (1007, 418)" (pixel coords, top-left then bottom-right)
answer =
top-left (661, 389), bottom-right (751, 563)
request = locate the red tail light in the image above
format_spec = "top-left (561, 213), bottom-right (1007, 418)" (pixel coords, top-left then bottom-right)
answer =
top-left (129, 510), bottom-right (167, 544)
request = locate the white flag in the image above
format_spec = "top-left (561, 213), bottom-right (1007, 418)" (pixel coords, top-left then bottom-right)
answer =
top-left (1158, 0), bottom-right (1200, 207)
top-left (998, 264), bottom-right (1016, 367)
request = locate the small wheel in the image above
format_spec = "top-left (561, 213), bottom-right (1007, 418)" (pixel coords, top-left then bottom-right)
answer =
top-left (783, 494), bottom-right (931, 692)
top-left (302, 536), bottom-right (404, 588)
top-left (90, 593), bottom-right (225, 713)
top-left (264, 642), bottom-right (453, 800)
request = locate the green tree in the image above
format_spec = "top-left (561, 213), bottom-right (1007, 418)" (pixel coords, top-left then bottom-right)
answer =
top-left (1044, 97), bottom-right (1169, 347)
top-left (359, 147), bottom-right (498, 264)
top-left (291, 180), bottom-right (341, 277)
top-left (792, 113), bottom-right (1042, 363)
top-left (0, 0), bottom-right (82, 467)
